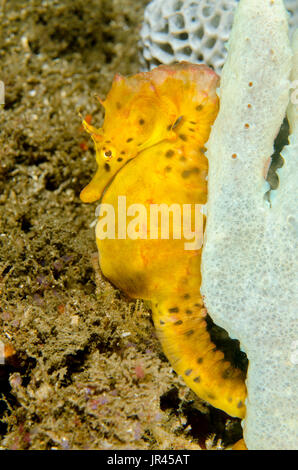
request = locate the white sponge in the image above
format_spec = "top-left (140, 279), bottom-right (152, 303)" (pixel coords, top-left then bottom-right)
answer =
top-left (140, 0), bottom-right (297, 73)
top-left (201, 0), bottom-right (297, 450)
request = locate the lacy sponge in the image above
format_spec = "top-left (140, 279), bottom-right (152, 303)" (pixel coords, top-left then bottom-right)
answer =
top-left (140, 0), bottom-right (297, 74)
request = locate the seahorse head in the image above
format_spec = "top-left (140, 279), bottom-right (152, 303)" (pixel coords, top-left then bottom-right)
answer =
top-left (80, 63), bottom-right (219, 203)
top-left (80, 73), bottom-right (179, 202)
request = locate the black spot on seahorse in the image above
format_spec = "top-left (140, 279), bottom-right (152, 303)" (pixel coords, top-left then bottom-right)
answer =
top-left (185, 329), bottom-right (194, 337)
top-left (169, 307), bottom-right (179, 313)
top-left (181, 167), bottom-right (200, 179)
top-left (165, 149), bottom-right (174, 158)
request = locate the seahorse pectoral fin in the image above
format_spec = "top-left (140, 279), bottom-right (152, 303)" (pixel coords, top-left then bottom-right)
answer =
top-left (152, 299), bottom-right (247, 419)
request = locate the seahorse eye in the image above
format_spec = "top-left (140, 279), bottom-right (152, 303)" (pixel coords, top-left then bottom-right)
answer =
top-left (104, 149), bottom-right (112, 159)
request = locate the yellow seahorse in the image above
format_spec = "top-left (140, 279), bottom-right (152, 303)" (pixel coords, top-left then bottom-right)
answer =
top-left (80, 63), bottom-right (247, 421)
